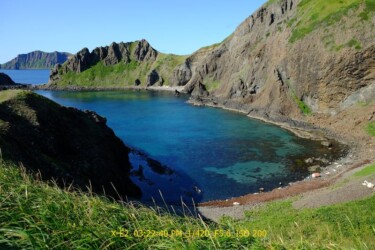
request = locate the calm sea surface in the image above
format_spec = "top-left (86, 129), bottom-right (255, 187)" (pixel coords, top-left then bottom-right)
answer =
top-left (0, 69), bottom-right (50, 84)
top-left (7, 70), bottom-right (342, 203)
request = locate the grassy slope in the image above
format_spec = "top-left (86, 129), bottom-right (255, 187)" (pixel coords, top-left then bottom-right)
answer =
top-left (1, 160), bottom-right (375, 249)
top-left (56, 53), bottom-right (187, 87)
top-left (289, 0), bottom-right (375, 43)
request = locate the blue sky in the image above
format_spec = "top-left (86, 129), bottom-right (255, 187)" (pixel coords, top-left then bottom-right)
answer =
top-left (0, 0), bottom-right (267, 63)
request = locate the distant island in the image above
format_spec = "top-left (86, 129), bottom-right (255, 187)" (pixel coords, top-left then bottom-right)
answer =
top-left (0, 51), bottom-right (71, 69)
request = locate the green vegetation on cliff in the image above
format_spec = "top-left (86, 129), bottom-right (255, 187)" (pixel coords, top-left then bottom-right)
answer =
top-left (289, 0), bottom-right (375, 43)
top-left (54, 53), bottom-right (187, 88)
top-left (1, 51), bottom-right (71, 69)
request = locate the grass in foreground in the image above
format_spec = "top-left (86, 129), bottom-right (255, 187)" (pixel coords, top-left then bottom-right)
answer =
top-left (237, 196), bottom-right (375, 249)
top-left (0, 161), bottom-right (257, 249)
top-left (1, 160), bottom-right (375, 249)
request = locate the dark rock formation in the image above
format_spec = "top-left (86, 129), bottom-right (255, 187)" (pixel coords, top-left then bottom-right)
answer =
top-left (146, 70), bottom-right (160, 86)
top-left (169, 61), bottom-right (192, 86)
top-left (1, 51), bottom-right (71, 69)
top-left (133, 39), bottom-right (158, 61)
top-left (134, 79), bottom-right (141, 86)
top-left (0, 73), bottom-right (15, 85)
top-left (0, 90), bottom-right (141, 198)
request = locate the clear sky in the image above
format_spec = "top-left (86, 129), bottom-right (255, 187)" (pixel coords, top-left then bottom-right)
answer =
top-left (0, 0), bottom-right (267, 63)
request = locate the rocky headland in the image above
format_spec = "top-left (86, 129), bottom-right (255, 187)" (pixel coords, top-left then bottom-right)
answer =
top-left (0, 90), bottom-right (141, 198)
top-left (1, 51), bottom-right (71, 69)
top-left (0, 73), bottom-right (29, 90)
top-left (0, 73), bottom-right (15, 85)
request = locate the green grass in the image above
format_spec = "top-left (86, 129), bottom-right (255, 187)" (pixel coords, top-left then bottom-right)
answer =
top-left (354, 163), bottom-right (375, 177)
top-left (0, 161), bottom-right (259, 249)
top-left (0, 90), bottom-right (25, 103)
top-left (1, 159), bottom-right (375, 249)
top-left (286, 81), bottom-right (312, 115)
top-left (366, 121), bottom-right (375, 136)
top-left (289, 0), bottom-right (364, 43)
top-left (237, 196), bottom-right (375, 249)
top-left (359, 0), bottom-right (375, 20)
top-left (347, 38), bottom-right (362, 50)
top-left (203, 76), bottom-right (221, 92)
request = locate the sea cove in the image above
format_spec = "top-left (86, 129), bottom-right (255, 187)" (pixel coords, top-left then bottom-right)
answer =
top-left (36, 90), bottom-right (344, 203)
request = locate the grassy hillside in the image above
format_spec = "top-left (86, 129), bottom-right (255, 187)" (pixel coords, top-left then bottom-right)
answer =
top-left (54, 53), bottom-right (187, 88)
top-left (289, 0), bottom-right (375, 43)
top-left (1, 160), bottom-right (374, 249)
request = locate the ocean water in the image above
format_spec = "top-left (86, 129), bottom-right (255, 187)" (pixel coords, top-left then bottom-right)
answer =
top-left (4, 68), bottom-right (344, 204)
top-left (0, 69), bottom-right (50, 85)
top-left (35, 90), bottom-right (344, 204)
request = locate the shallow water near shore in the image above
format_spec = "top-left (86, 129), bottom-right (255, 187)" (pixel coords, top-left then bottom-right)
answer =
top-left (35, 90), bottom-right (345, 204)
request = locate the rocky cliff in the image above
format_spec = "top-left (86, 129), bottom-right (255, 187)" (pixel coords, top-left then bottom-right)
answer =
top-left (0, 90), bottom-right (141, 198)
top-left (180, 0), bottom-right (375, 119)
top-left (1, 51), bottom-right (71, 69)
top-left (48, 39), bottom-right (186, 87)
top-left (49, 0), bottom-right (375, 133)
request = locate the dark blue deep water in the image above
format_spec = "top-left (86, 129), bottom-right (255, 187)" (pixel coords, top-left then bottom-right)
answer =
top-left (35, 90), bottom-right (341, 204)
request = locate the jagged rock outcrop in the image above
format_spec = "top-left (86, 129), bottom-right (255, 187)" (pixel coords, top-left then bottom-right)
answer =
top-left (133, 39), bottom-right (158, 61)
top-left (49, 39), bottom-right (160, 85)
top-left (169, 61), bottom-right (192, 86)
top-left (60, 40), bottom-right (157, 74)
top-left (147, 69), bottom-right (163, 86)
top-left (1, 51), bottom-right (71, 69)
top-left (0, 73), bottom-right (15, 85)
top-left (0, 90), bottom-right (141, 198)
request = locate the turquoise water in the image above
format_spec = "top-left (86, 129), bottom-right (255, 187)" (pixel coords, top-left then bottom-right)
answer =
top-left (36, 90), bottom-right (343, 204)
top-left (0, 69), bottom-right (50, 84)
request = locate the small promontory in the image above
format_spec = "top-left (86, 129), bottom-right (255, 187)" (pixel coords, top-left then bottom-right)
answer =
top-left (0, 90), bottom-right (141, 198)
top-left (0, 73), bottom-right (15, 85)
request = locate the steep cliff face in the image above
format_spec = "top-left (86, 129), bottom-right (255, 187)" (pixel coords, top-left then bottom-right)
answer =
top-left (1, 51), bottom-right (71, 69)
top-left (181, 0), bottom-right (375, 119)
top-left (49, 0), bottom-right (375, 122)
top-left (0, 90), bottom-right (141, 198)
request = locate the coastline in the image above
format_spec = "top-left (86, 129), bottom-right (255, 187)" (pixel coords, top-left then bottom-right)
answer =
top-left (186, 97), bottom-right (374, 212)
top-left (31, 84), bottom-right (186, 93)
top-left (31, 84), bottom-right (374, 214)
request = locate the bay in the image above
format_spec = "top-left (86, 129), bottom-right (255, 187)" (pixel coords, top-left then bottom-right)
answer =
top-left (35, 90), bottom-right (343, 204)
top-left (2, 69), bottom-right (344, 204)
